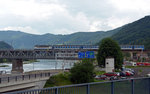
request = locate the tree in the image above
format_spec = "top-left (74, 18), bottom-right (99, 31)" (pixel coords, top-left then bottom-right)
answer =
top-left (97, 38), bottom-right (123, 69)
top-left (70, 58), bottom-right (95, 84)
top-left (123, 52), bottom-right (131, 61)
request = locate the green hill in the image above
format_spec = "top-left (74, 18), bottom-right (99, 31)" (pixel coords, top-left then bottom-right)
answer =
top-left (0, 29), bottom-right (119, 49)
top-left (112, 16), bottom-right (150, 49)
top-left (0, 41), bottom-right (13, 49)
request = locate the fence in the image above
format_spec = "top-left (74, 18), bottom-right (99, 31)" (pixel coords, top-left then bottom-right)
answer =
top-left (4, 77), bottom-right (150, 94)
top-left (0, 72), bottom-right (51, 84)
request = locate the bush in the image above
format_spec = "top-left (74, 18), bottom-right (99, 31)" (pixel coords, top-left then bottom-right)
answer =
top-left (70, 58), bottom-right (95, 84)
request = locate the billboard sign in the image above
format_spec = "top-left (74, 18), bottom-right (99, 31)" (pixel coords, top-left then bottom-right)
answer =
top-left (78, 51), bottom-right (95, 58)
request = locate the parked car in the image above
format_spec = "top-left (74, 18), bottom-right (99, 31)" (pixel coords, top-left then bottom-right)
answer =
top-left (109, 76), bottom-right (119, 80)
top-left (120, 71), bottom-right (126, 76)
top-left (123, 68), bottom-right (135, 74)
top-left (120, 77), bottom-right (127, 79)
top-left (103, 72), bottom-right (119, 77)
top-left (95, 75), bottom-right (107, 80)
top-left (147, 72), bottom-right (150, 77)
top-left (125, 71), bottom-right (133, 76)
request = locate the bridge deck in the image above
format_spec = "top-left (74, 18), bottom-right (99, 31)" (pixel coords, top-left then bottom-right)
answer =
top-left (0, 49), bottom-right (96, 59)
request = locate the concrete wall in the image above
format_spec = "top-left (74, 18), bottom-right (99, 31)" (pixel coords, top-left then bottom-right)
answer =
top-left (0, 74), bottom-right (50, 93)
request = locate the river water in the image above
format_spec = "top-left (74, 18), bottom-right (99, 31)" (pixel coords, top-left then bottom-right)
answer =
top-left (0, 59), bottom-right (78, 73)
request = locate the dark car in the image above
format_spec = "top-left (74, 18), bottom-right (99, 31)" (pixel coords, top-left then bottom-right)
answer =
top-left (120, 71), bottom-right (126, 76)
top-left (110, 76), bottom-right (119, 80)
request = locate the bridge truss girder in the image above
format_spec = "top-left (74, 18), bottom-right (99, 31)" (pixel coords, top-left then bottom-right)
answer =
top-left (0, 50), bottom-right (55, 59)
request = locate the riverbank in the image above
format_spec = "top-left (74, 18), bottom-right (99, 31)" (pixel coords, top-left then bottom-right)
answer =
top-left (23, 60), bottom-right (39, 64)
top-left (0, 59), bottom-right (75, 74)
top-left (25, 69), bottom-right (64, 74)
top-left (0, 65), bottom-right (9, 67)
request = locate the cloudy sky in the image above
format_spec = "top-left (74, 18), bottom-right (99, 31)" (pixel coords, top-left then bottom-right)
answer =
top-left (0, 0), bottom-right (150, 35)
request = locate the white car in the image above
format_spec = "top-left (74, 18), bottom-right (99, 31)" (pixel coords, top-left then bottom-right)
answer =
top-left (147, 73), bottom-right (150, 77)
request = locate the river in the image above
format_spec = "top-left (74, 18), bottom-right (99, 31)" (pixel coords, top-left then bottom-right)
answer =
top-left (0, 59), bottom-right (78, 73)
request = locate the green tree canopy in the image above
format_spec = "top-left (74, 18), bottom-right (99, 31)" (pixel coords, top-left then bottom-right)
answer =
top-left (70, 58), bottom-right (95, 84)
top-left (97, 38), bottom-right (123, 69)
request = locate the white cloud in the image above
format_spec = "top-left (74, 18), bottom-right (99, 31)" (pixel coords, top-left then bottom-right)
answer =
top-left (110, 0), bottom-right (150, 12)
top-left (0, 0), bottom-right (149, 34)
top-left (0, 0), bottom-right (66, 20)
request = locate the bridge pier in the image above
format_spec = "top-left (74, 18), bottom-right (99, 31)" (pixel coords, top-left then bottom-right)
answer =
top-left (11, 59), bottom-right (24, 74)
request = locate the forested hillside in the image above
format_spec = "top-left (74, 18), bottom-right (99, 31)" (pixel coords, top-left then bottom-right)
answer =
top-left (0, 41), bottom-right (13, 49)
top-left (112, 16), bottom-right (150, 49)
top-left (0, 29), bottom-right (119, 49)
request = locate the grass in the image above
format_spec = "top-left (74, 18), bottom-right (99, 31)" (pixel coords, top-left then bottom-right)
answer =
top-left (44, 72), bottom-right (72, 88)
top-left (0, 65), bottom-right (9, 67)
top-left (23, 60), bottom-right (39, 64)
top-left (95, 71), bottom-right (105, 75)
top-left (44, 71), bottom-right (106, 88)
top-left (125, 66), bottom-right (150, 68)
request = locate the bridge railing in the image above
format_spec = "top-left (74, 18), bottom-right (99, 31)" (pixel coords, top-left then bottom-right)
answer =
top-left (4, 77), bottom-right (150, 94)
top-left (0, 72), bottom-right (51, 84)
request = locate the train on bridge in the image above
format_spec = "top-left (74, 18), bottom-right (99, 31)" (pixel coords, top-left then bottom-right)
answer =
top-left (34, 45), bottom-right (99, 50)
top-left (34, 45), bottom-right (144, 50)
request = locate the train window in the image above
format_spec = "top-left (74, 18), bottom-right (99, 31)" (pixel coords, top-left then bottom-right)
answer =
top-left (129, 46), bottom-right (131, 48)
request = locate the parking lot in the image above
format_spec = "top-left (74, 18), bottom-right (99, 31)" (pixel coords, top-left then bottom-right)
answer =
top-left (95, 66), bottom-right (150, 81)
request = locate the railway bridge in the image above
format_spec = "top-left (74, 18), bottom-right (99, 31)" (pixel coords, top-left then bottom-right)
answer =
top-left (0, 44), bottom-right (146, 74)
top-left (0, 49), bottom-right (96, 74)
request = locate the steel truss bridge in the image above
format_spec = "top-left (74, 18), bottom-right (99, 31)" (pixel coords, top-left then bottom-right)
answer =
top-left (0, 49), bottom-right (55, 59)
top-left (0, 49), bottom-right (96, 74)
top-left (0, 49), bottom-right (96, 59)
